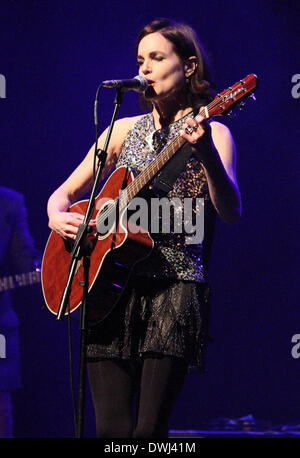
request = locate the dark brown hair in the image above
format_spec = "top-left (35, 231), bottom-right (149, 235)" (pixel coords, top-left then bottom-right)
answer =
top-left (136, 18), bottom-right (217, 110)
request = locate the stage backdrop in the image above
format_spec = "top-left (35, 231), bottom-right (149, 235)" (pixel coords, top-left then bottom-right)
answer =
top-left (0, 0), bottom-right (299, 437)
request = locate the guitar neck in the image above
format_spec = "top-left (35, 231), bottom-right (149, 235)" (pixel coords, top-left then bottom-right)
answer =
top-left (0, 270), bottom-right (41, 293)
top-left (121, 105), bottom-right (208, 206)
top-left (117, 73), bottom-right (258, 209)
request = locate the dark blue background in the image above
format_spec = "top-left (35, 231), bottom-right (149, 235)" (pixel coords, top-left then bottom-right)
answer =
top-left (0, 0), bottom-right (299, 437)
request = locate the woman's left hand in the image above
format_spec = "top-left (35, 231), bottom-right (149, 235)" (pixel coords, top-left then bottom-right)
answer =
top-left (180, 115), bottom-right (215, 161)
top-left (181, 114), bottom-right (242, 223)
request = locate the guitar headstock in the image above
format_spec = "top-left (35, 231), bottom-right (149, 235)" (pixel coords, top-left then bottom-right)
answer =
top-left (206, 73), bottom-right (259, 118)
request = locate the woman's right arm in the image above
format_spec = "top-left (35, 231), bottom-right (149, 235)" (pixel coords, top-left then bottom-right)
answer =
top-left (47, 117), bottom-right (138, 239)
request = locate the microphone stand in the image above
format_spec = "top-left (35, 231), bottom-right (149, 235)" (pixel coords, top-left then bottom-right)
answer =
top-left (56, 87), bottom-right (126, 438)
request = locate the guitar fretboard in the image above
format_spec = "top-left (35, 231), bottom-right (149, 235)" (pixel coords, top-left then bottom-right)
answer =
top-left (0, 270), bottom-right (41, 292)
top-left (118, 105), bottom-right (208, 210)
top-left (96, 73), bottom-right (258, 224)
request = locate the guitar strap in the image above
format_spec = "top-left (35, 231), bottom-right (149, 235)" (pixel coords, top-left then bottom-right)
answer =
top-left (151, 141), bottom-right (194, 194)
top-left (151, 107), bottom-right (199, 195)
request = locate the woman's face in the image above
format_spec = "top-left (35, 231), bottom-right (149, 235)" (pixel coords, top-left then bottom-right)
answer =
top-left (137, 32), bottom-right (186, 101)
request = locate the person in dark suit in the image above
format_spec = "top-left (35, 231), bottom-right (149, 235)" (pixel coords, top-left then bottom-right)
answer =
top-left (0, 186), bottom-right (39, 437)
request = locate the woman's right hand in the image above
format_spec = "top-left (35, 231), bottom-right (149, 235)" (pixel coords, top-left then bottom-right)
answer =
top-left (48, 211), bottom-right (85, 240)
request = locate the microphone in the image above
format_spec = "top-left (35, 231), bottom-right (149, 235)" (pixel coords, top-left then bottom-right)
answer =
top-left (102, 75), bottom-right (148, 93)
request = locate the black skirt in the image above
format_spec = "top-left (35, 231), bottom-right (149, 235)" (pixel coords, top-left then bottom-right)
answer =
top-left (86, 276), bottom-right (211, 373)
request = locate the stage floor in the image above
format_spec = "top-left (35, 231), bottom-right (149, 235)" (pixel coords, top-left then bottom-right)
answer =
top-left (169, 428), bottom-right (300, 438)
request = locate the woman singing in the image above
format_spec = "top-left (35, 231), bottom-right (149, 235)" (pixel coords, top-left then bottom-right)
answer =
top-left (47, 18), bottom-right (241, 438)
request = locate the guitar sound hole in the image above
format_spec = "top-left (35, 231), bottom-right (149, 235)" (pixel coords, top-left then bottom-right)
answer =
top-left (96, 201), bottom-right (117, 238)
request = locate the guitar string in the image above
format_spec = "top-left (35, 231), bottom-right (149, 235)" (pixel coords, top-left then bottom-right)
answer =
top-left (94, 84), bottom-right (248, 229)
top-left (95, 133), bottom-right (183, 231)
top-left (94, 94), bottom-right (223, 228)
top-left (115, 77), bottom-right (254, 202)
top-left (95, 101), bottom-right (207, 228)
top-left (95, 80), bottom-right (254, 230)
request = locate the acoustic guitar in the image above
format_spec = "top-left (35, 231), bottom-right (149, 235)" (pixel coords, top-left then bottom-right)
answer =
top-left (41, 74), bottom-right (258, 324)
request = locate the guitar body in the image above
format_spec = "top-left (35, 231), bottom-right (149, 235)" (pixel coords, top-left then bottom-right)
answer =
top-left (41, 166), bottom-right (154, 324)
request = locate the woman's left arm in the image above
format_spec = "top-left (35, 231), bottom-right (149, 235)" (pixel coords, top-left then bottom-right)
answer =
top-left (181, 115), bottom-right (242, 223)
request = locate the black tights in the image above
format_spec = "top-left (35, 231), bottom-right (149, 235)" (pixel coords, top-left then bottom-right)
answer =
top-left (87, 356), bottom-right (187, 438)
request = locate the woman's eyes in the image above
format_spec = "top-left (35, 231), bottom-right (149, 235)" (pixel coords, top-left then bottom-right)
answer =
top-left (137, 56), bottom-right (164, 66)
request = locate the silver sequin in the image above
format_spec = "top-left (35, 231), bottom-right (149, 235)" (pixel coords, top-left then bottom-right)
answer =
top-left (117, 112), bottom-right (210, 283)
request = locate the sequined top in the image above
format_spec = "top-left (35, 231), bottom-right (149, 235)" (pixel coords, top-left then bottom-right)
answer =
top-left (116, 112), bottom-right (210, 283)
top-left (87, 112), bottom-right (213, 370)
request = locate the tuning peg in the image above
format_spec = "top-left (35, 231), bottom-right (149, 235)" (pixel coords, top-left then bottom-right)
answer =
top-left (250, 94), bottom-right (256, 101)
top-left (239, 102), bottom-right (246, 110)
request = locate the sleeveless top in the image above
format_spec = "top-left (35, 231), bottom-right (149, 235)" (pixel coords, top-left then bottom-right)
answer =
top-left (116, 111), bottom-right (211, 283)
top-left (86, 112), bottom-right (214, 370)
